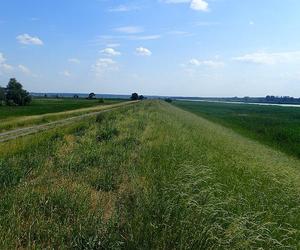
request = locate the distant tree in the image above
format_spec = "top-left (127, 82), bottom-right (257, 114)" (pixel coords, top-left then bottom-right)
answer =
top-left (0, 86), bottom-right (6, 105)
top-left (74, 94), bottom-right (79, 99)
top-left (44, 94), bottom-right (48, 98)
top-left (131, 93), bottom-right (139, 101)
top-left (5, 78), bottom-right (31, 106)
top-left (88, 92), bottom-right (96, 99)
top-left (139, 95), bottom-right (145, 100)
top-left (164, 98), bottom-right (173, 103)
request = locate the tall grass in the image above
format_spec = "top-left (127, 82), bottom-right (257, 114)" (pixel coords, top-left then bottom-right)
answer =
top-left (0, 101), bottom-right (299, 249)
top-left (174, 100), bottom-right (300, 159)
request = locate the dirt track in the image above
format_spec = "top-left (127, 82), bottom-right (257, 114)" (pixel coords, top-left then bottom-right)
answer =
top-left (0, 102), bottom-right (136, 143)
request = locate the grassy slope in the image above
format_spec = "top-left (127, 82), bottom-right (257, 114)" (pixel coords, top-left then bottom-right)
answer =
top-left (174, 100), bottom-right (300, 159)
top-left (0, 101), bottom-right (299, 249)
top-left (0, 99), bottom-right (126, 132)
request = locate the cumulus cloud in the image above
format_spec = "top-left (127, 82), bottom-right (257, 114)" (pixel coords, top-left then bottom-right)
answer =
top-left (162, 0), bottom-right (209, 11)
top-left (68, 58), bottom-right (80, 64)
top-left (16, 33), bottom-right (43, 45)
top-left (114, 26), bottom-right (143, 34)
top-left (190, 0), bottom-right (209, 11)
top-left (0, 52), bottom-right (13, 74)
top-left (92, 58), bottom-right (118, 76)
top-left (233, 51), bottom-right (300, 65)
top-left (187, 58), bottom-right (224, 67)
top-left (136, 47), bottom-right (152, 56)
top-left (100, 48), bottom-right (121, 56)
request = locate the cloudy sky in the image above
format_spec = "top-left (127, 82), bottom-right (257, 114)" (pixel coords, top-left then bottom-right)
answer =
top-left (0, 0), bottom-right (300, 97)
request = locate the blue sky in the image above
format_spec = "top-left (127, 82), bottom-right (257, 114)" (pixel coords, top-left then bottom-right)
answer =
top-left (0, 0), bottom-right (300, 97)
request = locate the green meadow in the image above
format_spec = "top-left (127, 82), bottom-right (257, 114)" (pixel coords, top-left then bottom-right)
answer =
top-left (0, 98), bottom-right (124, 132)
top-left (174, 100), bottom-right (300, 159)
top-left (0, 98), bottom-right (110, 120)
top-left (0, 101), bottom-right (299, 249)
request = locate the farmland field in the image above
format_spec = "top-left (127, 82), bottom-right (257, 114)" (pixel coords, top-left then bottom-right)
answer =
top-left (0, 98), bottom-right (122, 120)
top-left (0, 101), bottom-right (299, 249)
top-left (0, 98), bottom-right (124, 132)
top-left (174, 100), bottom-right (300, 159)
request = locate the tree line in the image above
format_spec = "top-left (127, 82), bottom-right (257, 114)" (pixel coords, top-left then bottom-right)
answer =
top-left (0, 78), bottom-right (31, 106)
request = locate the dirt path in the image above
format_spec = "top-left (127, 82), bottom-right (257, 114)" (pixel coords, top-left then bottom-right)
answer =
top-left (0, 102), bottom-right (136, 143)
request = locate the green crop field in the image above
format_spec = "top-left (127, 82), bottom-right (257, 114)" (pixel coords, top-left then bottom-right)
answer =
top-left (0, 98), bottom-right (121, 120)
top-left (174, 100), bottom-right (300, 159)
top-left (0, 98), bottom-right (124, 133)
top-left (0, 101), bottom-right (299, 249)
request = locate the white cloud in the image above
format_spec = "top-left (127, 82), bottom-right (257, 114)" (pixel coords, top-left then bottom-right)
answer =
top-left (162, 0), bottom-right (190, 3)
top-left (108, 5), bottom-right (140, 12)
top-left (233, 51), bottom-right (300, 65)
top-left (114, 26), bottom-right (143, 34)
top-left (249, 21), bottom-right (255, 25)
top-left (0, 52), bottom-right (13, 74)
top-left (187, 58), bottom-right (224, 67)
top-left (18, 64), bottom-right (31, 75)
top-left (92, 58), bottom-right (118, 76)
top-left (100, 48), bottom-right (121, 56)
top-left (136, 47), bottom-right (152, 56)
top-left (16, 33), bottom-right (43, 45)
top-left (68, 58), bottom-right (80, 64)
top-left (0, 53), bottom-right (5, 64)
top-left (63, 70), bottom-right (71, 77)
top-left (190, 0), bottom-right (209, 11)
top-left (162, 0), bottom-right (209, 11)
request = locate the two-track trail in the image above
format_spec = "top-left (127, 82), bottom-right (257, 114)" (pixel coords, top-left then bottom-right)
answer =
top-left (0, 101), bottom-right (137, 143)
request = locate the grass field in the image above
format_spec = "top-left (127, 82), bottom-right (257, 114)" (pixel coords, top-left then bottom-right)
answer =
top-left (0, 100), bottom-right (299, 249)
top-left (0, 98), bottom-right (121, 120)
top-left (0, 98), bottom-right (124, 132)
top-left (174, 100), bottom-right (300, 159)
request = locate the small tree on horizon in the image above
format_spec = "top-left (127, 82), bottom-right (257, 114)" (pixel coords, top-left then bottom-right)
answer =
top-left (131, 93), bottom-right (139, 100)
top-left (5, 78), bottom-right (31, 106)
top-left (88, 92), bottom-right (96, 99)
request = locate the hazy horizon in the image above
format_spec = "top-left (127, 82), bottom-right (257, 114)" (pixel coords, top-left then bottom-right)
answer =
top-left (1, 0), bottom-right (300, 97)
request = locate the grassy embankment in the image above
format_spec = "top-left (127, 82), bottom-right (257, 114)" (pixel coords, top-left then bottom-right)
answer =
top-left (0, 98), bottom-right (124, 132)
top-left (174, 100), bottom-right (300, 159)
top-left (0, 101), bottom-right (299, 249)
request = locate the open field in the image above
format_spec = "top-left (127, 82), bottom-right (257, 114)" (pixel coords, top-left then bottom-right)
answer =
top-left (0, 101), bottom-right (135, 142)
top-left (174, 100), bottom-right (300, 159)
top-left (0, 98), bottom-right (121, 120)
top-left (0, 100), bottom-right (299, 249)
top-left (0, 99), bottom-right (125, 133)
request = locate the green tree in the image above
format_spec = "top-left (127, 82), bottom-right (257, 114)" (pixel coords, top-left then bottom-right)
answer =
top-left (88, 92), bottom-right (96, 99)
top-left (131, 93), bottom-right (139, 100)
top-left (5, 78), bottom-right (32, 106)
top-left (0, 86), bottom-right (5, 105)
